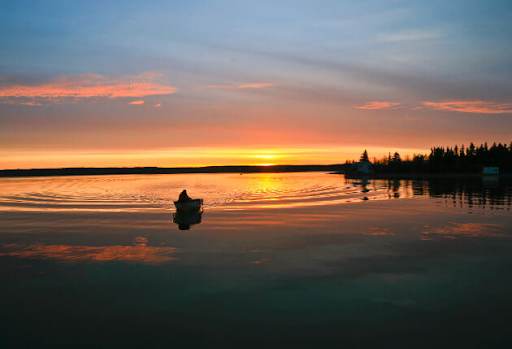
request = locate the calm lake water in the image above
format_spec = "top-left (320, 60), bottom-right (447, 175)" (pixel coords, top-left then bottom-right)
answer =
top-left (1, 173), bottom-right (511, 348)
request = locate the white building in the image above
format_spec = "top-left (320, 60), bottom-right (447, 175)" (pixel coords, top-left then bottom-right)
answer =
top-left (483, 167), bottom-right (499, 175)
top-left (355, 161), bottom-right (373, 175)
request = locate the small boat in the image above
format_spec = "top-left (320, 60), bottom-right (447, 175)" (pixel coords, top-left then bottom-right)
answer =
top-left (174, 199), bottom-right (203, 212)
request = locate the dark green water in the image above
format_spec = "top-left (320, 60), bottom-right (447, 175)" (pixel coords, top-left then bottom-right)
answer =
top-left (1, 173), bottom-right (511, 348)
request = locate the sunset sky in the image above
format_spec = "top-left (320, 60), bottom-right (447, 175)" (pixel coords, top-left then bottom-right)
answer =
top-left (1, 0), bottom-right (512, 169)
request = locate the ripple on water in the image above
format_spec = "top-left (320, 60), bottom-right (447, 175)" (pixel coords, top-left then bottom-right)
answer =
top-left (0, 173), bottom-right (415, 212)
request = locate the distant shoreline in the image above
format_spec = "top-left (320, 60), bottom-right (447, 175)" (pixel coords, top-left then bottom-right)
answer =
top-left (1, 165), bottom-right (510, 179)
top-left (0, 165), bottom-right (344, 178)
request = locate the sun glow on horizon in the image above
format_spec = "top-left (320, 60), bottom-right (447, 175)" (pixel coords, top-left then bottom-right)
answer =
top-left (252, 154), bottom-right (279, 160)
top-left (0, 146), bottom-right (430, 170)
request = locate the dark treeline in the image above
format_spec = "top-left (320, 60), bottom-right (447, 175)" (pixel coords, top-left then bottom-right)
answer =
top-left (363, 142), bottom-right (512, 174)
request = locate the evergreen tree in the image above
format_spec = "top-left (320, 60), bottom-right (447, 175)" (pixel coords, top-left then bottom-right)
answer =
top-left (392, 152), bottom-right (401, 163)
top-left (360, 150), bottom-right (369, 162)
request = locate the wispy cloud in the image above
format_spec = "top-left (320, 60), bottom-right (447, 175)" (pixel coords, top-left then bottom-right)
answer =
top-left (2, 100), bottom-right (44, 106)
top-left (360, 228), bottom-right (396, 236)
top-left (354, 101), bottom-right (401, 110)
top-left (0, 72), bottom-right (177, 105)
top-left (154, 103), bottom-right (162, 107)
top-left (207, 83), bottom-right (274, 90)
top-left (423, 100), bottom-right (512, 114)
top-left (129, 100), bottom-right (145, 105)
top-left (378, 29), bottom-right (443, 42)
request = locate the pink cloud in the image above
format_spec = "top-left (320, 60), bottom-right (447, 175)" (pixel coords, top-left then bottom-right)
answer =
top-left (154, 103), bottom-right (162, 107)
top-left (423, 100), bottom-right (512, 114)
top-left (354, 101), bottom-right (401, 110)
top-left (129, 100), bottom-right (145, 105)
top-left (207, 83), bottom-right (274, 90)
top-left (0, 72), bottom-right (177, 105)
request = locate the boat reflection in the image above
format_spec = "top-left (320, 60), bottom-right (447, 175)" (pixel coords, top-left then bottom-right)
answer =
top-left (173, 208), bottom-right (203, 230)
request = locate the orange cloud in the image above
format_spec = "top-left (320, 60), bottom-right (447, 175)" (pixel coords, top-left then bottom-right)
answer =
top-left (154, 103), bottom-right (162, 107)
top-left (0, 72), bottom-right (177, 105)
top-left (423, 100), bottom-right (512, 114)
top-left (207, 82), bottom-right (274, 89)
top-left (129, 100), bottom-right (145, 105)
top-left (354, 101), bottom-right (401, 110)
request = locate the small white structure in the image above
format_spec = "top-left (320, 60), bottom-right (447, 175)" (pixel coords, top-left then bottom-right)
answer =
top-left (483, 167), bottom-right (499, 175)
top-left (355, 161), bottom-right (373, 175)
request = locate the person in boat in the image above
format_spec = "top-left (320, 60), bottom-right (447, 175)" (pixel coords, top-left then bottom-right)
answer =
top-left (178, 190), bottom-right (192, 202)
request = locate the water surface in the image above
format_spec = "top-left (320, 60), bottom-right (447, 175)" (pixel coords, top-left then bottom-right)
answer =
top-left (1, 173), bottom-right (511, 348)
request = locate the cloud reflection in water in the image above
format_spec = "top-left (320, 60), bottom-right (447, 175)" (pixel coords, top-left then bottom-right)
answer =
top-left (0, 238), bottom-right (179, 264)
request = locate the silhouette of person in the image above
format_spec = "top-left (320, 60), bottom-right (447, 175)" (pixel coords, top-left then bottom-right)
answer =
top-left (178, 190), bottom-right (191, 202)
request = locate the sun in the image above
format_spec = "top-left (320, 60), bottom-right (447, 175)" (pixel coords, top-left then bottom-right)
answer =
top-left (251, 154), bottom-right (278, 166)
top-left (255, 154), bottom-right (278, 160)
top-left (249, 153), bottom-right (281, 161)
